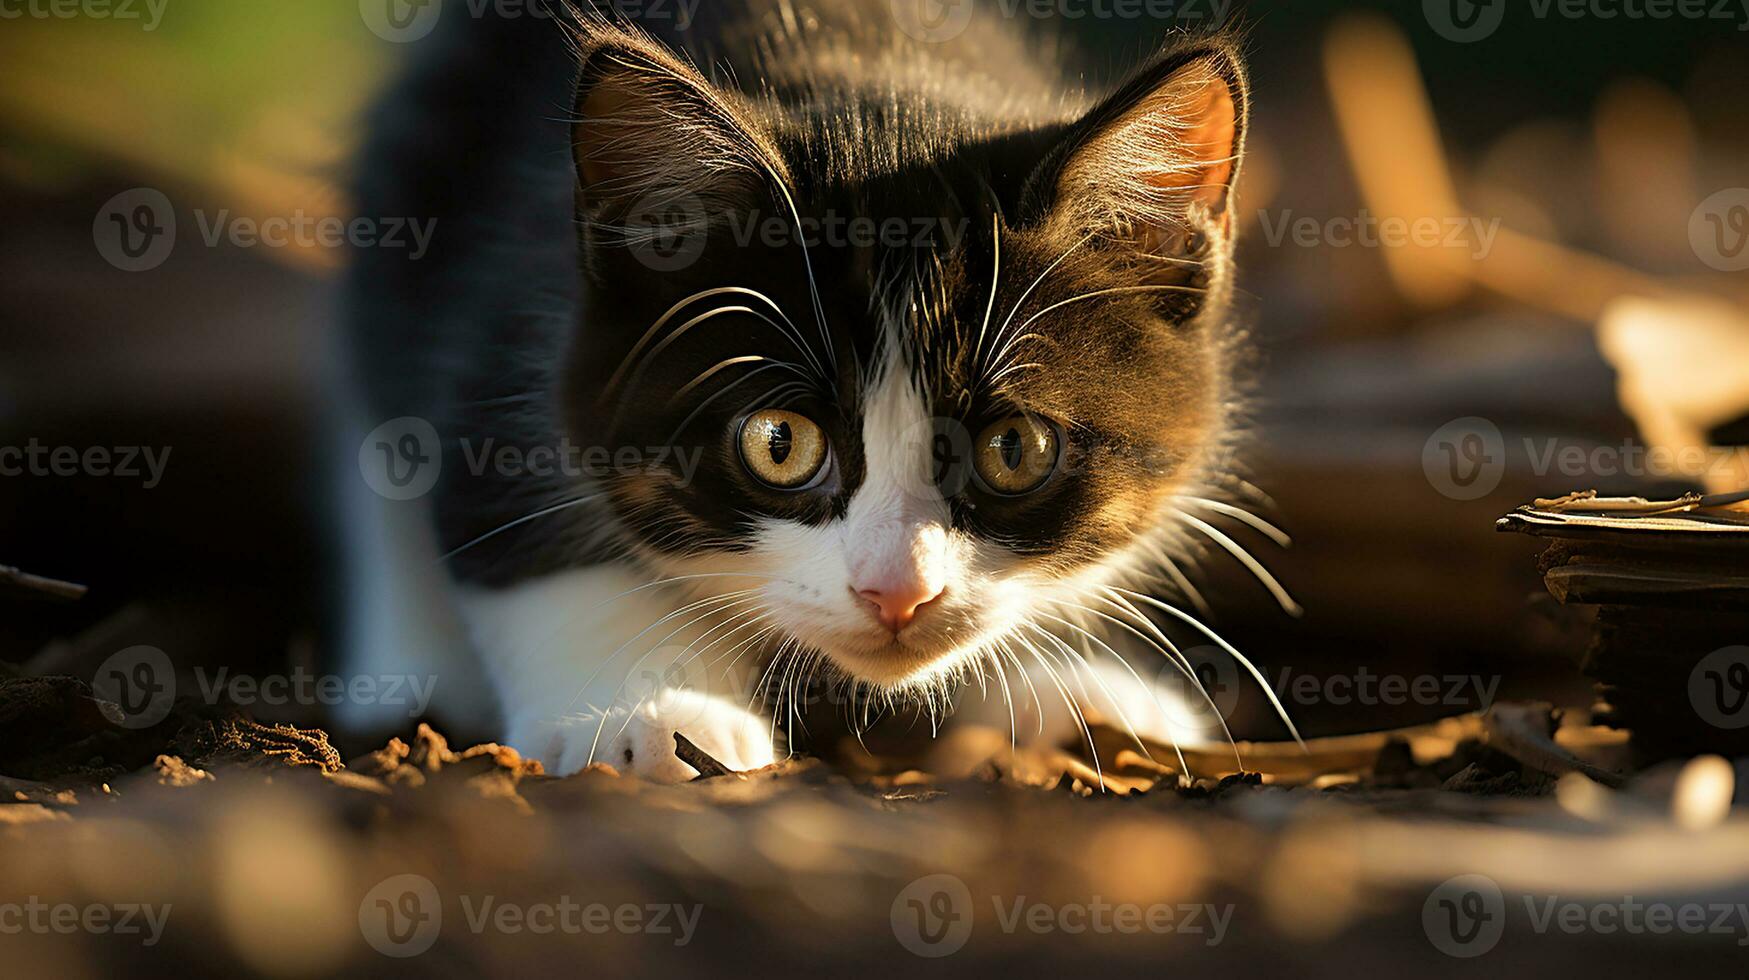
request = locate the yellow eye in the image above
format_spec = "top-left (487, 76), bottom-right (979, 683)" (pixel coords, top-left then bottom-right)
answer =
top-left (738, 410), bottom-right (829, 489)
top-left (973, 415), bottom-right (1059, 495)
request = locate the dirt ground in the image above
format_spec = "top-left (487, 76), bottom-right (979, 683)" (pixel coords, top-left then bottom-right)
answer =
top-left (3, 668), bottom-right (1748, 978)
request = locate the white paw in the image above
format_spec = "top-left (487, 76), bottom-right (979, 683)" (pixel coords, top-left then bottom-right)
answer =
top-left (514, 689), bottom-right (777, 782)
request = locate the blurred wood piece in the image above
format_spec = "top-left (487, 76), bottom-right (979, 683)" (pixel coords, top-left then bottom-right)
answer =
top-left (0, 565), bottom-right (87, 603)
top-left (1500, 506), bottom-right (1749, 758)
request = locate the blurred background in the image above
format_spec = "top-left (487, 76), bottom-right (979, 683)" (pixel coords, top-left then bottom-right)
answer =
top-left (1, 0), bottom-right (1746, 745)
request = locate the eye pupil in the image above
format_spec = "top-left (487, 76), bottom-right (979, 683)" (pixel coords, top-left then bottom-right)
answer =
top-left (999, 428), bottom-right (1023, 470)
top-left (768, 421), bottom-right (793, 465)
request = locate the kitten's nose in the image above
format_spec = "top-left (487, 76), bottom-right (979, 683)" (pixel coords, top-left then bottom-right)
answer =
top-left (856, 581), bottom-right (944, 633)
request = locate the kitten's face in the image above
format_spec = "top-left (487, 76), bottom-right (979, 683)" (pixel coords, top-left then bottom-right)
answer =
top-left (565, 35), bottom-right (1245, 691)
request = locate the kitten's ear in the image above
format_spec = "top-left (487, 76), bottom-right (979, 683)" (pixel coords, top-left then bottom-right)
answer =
top-left (571, 36), bottom-right (781, 222)
top-left (1033, 43), bottom-right (1247, 254)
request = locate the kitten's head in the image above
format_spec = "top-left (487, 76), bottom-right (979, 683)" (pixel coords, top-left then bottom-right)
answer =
top-left (562, 23), bottom-right (1249, 693)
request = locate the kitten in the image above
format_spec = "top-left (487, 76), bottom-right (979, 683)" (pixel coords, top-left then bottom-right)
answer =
top-left (340, 0), bottom-right (1285, 781)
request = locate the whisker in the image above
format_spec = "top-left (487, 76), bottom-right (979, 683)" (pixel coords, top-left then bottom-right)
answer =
top-left (985, 283), bottom-right (1207, 384)
top-left (564, 590), bottom-right (765, 712)
top-left (605, 287), bottom-right (815, 397)
top-left (1011, 629), bottom-right (1104, 791)
top-left (670, 354), bottom-right (811, 404)
top-left (970, 213), bottom-right (1002, 371)
top-left (983, 229), bottom-right (1097, 381)
top-left (437, 493), bottom-right (605, 563)
top-left (1176, 495), bottom-right (1292, 548)
top-left (993, 637), bottom-right (1046, 738)
top-left (763, 175), bottom-right (839, 373)
top-left (1026, 615), bottom-right (1162, 767)
top-left (1062, 589), bottom-right (1239, 771)
top-left (1111, 587), bottom-right (1307, 749)
top-left (1177, 512), bottom-right (1303, 617)
top-left (1158, 553), bottom-right (1214, 620)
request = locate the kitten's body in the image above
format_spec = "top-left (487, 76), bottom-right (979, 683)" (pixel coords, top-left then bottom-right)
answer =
top-left (342, 1), bottom-right (1268, 778)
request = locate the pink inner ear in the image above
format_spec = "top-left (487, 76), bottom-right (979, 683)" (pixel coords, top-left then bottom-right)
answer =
top-left (1145, 69), bottom-right (1238, 213)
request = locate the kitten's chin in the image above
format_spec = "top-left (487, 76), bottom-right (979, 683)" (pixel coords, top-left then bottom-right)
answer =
top-left (811, 632), bottom-right (984, 691)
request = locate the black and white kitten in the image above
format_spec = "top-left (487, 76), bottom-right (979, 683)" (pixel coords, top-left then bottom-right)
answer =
top-left (342, 1), bottom-right (1279, 781)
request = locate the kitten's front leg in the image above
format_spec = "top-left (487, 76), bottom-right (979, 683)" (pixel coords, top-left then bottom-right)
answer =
top-left (460, 565), bottom-right (777, 780)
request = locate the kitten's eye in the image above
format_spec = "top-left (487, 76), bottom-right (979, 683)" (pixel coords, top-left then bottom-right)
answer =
top-left (738, 410), bottom-right (829, 490)
top-left (972, 415), bottom-right (1059, 495)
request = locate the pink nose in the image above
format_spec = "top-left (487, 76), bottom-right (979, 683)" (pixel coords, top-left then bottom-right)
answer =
top-left (856, 582), bottom-right (944, 633)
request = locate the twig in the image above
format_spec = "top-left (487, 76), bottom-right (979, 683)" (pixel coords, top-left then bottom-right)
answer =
top-left (673, 733), bottom-right (736, 780)
top-left (1485, 702), bottom-right (1627, 788)
top-left (0, 565), bottom-right (88, 602)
